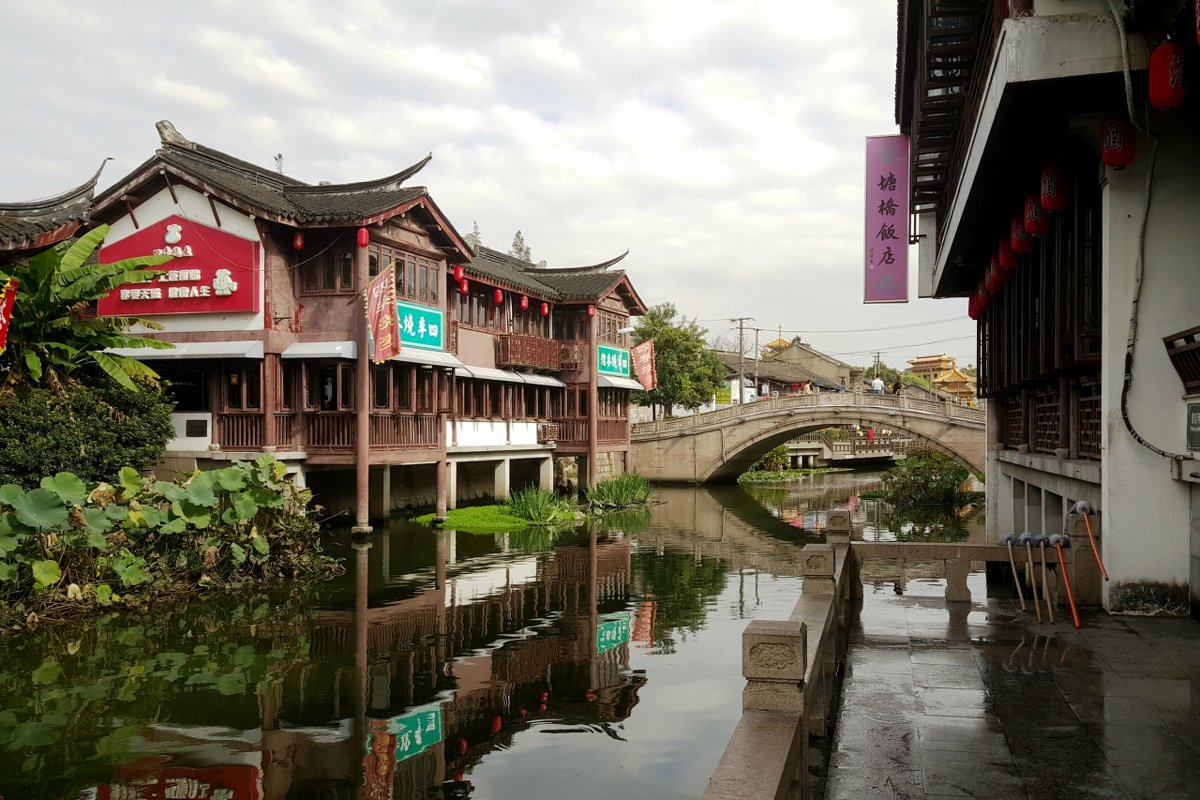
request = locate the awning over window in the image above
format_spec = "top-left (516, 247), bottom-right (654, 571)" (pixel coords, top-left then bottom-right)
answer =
top-left (455, 366), bottom-right (526, 383)
top-left (393, 349), bottom-right (464, 369)
top-left (597, 375), bottom-right (645, 391)
top-left (515, 373), bottom-right (566, 388)
top-left (281, 341), bottom-right (356, 359)
top-left (106, 340), bottom-right (264, 360)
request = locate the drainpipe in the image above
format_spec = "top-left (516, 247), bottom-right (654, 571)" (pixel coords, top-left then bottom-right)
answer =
top-left (352, 237), bottom-right (372, 535)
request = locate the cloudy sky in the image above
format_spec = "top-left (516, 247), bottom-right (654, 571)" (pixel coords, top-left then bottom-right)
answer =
top-left (0, 0), bottom-right (976, 369)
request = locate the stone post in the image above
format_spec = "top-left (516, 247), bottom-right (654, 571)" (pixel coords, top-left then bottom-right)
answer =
top-left (802, 543), bottom-right (835, 595)
top-left (1065, 511), bottom-right (1103, 606)
top-left (742, 619), bottom-right (808, 712)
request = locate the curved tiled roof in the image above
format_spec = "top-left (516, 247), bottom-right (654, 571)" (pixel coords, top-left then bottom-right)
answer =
top-left (0, 161), bottom-right (105, 254)
top-left (468, 246), bottom-right (637, 305)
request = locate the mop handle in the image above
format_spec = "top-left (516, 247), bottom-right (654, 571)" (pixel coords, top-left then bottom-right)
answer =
top-left (1001, 533), bottom-right (1025, 611)
top-left (1082, 512), bottom-right (1109, 581)
top-left (1052, 536), bottom-right (1082, 629)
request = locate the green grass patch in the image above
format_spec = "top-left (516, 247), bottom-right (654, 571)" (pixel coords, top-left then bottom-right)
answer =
top-left (504, 487), bottom-right (576, 524)
top-left (738, 468), bottom-right (852, 483)
top-left (585, 473), bottom-right (653, 510)
top-left (411, 504), bottom-right (533, 532)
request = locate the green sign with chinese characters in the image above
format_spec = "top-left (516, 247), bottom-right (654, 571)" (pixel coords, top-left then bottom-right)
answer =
top-left (397, 301), bottom-right (444, 351)
top-left (374, 703), bottom-right (443, 763)
top-left (596, 611), bottom-right (631, 655)
top-left (597, 344), bottom-right (631, 377)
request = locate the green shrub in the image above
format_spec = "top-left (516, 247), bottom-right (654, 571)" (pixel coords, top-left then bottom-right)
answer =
top-left (747, 445), bottom-right (789, 472)
top-left (586, 473), bottom-right (653, 510)
top-left (881, 448), bottom-right (971, 508)
top-left (0, 381), bottom-right (173, 489)
top-left (504, 487), bottom-right (575, 524)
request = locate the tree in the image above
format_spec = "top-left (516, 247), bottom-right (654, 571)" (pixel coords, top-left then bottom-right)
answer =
top-left (508, 230), bottom-right (532, 262)
top-left (632, 303), bottom-right (726, 416)
top-left (465, 220), bottom-right (482, 253)
top-left (1, 225), bottom-right (174, 391)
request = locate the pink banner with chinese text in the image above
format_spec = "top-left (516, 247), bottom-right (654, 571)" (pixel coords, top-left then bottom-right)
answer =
top-left (364, 264), bottom-right (401, 363)
top-left (864, 135), bottom-right (910, 303)
top-left (631, 339), bottom-right (656, 391)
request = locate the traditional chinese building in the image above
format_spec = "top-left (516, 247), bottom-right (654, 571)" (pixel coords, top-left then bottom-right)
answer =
top-left (905, 353), bottom-right (957, 385)
top-left (897, 1), bottom-right (1200, 614)
top-left (87, 121), bottom-right (647, 527)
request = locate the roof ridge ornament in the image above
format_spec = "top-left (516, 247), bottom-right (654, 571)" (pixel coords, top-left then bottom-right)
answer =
top-left (156, 120), bottom-right (191, 148)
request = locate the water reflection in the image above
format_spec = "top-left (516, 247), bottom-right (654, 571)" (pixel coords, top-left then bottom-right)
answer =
top-left (2, 478), bottom-right (923, 799)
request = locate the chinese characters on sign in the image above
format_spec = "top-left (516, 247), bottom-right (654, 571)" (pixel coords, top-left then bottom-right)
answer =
top-left (97, 215), bottom-right (260, 316)
top-left (0, 278), bottom-right (19, 356)
top-left (864, 135), bottom-right (910, 303)
top-left (596, 612), bottom-right (632, 655)
top-left (396, 300), bottom-right (445, 351)
top-left (631, 339), bottom-right (657, 390)
top-left (365, 264), bottom-right (401, 363)
top-left (597, 344), bottom-right (631, 377)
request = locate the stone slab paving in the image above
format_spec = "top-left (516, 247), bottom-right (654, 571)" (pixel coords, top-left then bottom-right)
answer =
top-left (822, 574), bottom-right (1200, 800)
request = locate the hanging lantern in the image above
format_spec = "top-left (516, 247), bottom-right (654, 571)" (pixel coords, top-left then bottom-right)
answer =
top-left (1039, 165), bottom-right (1068, 212)
top-left (984, 256), bottom-right (1003, 293)
top-left (975, 283), bottom-right (991, 313)
top-left (356, 227), bottom-right (369, 248)
top-left (493, 288), bottom-right (504, 305)
top-left (587, 304), bottom-right (596, 318)
top-left (1101, 115), bottom-right (1136, 169)
top-left (292, 231), bottom-right (304, 251)
top-left (540, 301), bottom-right (550, 317)
top-left (519, 294), bottom-right (529, 311)
top-left (998, 238), bottom-right (1017, 271)
top-left (1010, 214), bottom-right (1033, 254)
top-left (968, 294), bottom-right (979, 321)
top-left (452, 263), bottom-right (464, 282)
top-left (458, 278), bottom-right (469, 295)
top-left (1149, 40), bottom-right (1186, 111)
top-left (1024, 193), bottom-right (1049, 236)
top-left (1196, 0), bottom-right (1200, 48)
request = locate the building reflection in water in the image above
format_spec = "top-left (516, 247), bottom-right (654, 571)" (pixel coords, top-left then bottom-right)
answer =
top-left (256, 524), bottom-right (643, 799)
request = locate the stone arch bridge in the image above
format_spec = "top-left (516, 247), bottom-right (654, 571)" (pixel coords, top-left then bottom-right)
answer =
top-left (629, 392), bottom-right (986, 483)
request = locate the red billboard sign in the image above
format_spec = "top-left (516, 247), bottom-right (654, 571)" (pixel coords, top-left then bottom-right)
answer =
top-left (97, 215), bottom-right (260, 316)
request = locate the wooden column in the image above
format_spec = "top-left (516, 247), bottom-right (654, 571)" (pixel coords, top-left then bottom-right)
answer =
top-left (587, 312), bottom-right (599, 487)
top-left (353, 239), bottom-right (372, 534)
top-left (262, 353), bottom-right (277, 450)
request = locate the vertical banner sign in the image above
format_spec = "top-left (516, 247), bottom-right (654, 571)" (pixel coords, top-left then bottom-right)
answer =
top-left (631, 339), bottom-right (657, 390)
top-left (364, 264), bottom-right (401, 363)
top-left (864, 135), bottom-right (910, 303)
top-left (0, 278), bottom-right (19, 355)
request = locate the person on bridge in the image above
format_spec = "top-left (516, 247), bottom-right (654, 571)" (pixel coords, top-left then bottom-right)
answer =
top-left (892, 378), bottom-right (903, 395)
top-left (870, 376), bottom-right (885, 394)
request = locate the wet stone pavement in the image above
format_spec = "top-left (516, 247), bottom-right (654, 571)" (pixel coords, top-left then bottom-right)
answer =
top-left (823, 574), bottom-right (1200, 800)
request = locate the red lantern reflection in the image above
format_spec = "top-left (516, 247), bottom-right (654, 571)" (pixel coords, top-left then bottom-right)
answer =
top-left (1149, 41), bottom-right (1186, 111)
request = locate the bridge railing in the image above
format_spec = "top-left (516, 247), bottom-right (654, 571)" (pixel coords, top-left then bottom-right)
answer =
top-left (632, 391), bottom-right (984, 436)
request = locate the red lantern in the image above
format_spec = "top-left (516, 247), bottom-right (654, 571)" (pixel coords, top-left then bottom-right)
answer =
top-left (1196, 1), bottom-right (1200, 48)
top-left (998, 238), bottom-right (1017, 272)
top-left (1149, 41), bottom-right (1186, 111)
top-left (1010, 214), bottom-right (1033, 254)
top-left (356, 227), bottom-right (369, 248)
top-left (292, 231), bottom-right (304, 251)
top-left (968, 294), bottom-right (979, 321)
top-left (984, 256), bottom-right (1002, 293)
top-left (452, 263), bottom-right (464, 282)
top-left (520, 294), bottom-right (529, 311)
top-left (1024, 193), bottom-right (1049, 236)
top-left (493, 288), bottom-right (504, 305)
top-left (458, 278), bottom-right (469, 295)
top-left (540, 302), bottom-right (550, 317)
top-left (587, 304), bottom-right (596, 318)
top-left (1040, 165), bottom-right (1068, 212)
top-left (1101, 116), bottom-right (1135, 169)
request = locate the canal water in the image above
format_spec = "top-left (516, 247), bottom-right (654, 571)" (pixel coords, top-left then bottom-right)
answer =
top-left (0, 471), bottom-right (982, 800)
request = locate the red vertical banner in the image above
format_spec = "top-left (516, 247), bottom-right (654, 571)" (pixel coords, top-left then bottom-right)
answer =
top-left (864, 134), bottom-right (910, 303)
top-left (364, 264), bottom-right (401, 363)
top-left (631, 339), bottom-right (656, 390)
top-left (0, 277), bottom-right (19, 355)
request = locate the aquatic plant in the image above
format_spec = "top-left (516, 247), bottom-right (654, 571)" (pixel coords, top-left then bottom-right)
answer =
top-left (504, 487), bottom-right (575, 524)
top-left (411, 505), bottom-right (533, 532)
top-left (880, 448), bottom-right (972, 508)
top-left (585, 473), bottom-right (653, 510)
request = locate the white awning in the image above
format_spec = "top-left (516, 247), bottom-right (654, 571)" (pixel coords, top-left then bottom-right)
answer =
top-left (455, 366), bottom-right (526, 383)
top-left (515, 372), bottom-right (566, 388)
top-left (106, 341), bottom-right (263, 360)
top-left (393, 349), bottom-right (464, 369)
top-left (598, 375), bottom-right (645, 390)
top-left (281, 341), bottom-right (356, 359)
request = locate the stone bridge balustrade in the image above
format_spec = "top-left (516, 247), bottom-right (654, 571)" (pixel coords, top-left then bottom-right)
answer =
top-left (631, 391), bottom-right (986, 482)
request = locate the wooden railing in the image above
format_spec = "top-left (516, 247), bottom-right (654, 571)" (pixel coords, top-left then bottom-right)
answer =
top-left (553, 419), bottom-right (588, 444)
top-left (496, 334), bottom-right (560, 371)
top-left (559, 340), bottom-right (586, 370)
top-left (370, 414), bottom-right (439, 449)
top-left (597, 419), bottom-right (628, 444)
top-left (307, 414), bottom-right (355, 450)
top-left (274, 413), bottom-right (297, 449)
top-left (216, 414), bottom-right (264, 450)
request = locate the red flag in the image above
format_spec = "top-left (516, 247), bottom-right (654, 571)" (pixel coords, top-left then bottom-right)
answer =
top-left (631, 339), bottom-right (656, 391)
top-left (0, 278), bottom-right (19, 356)
top-left (363, 265), bottom-right (401, 363)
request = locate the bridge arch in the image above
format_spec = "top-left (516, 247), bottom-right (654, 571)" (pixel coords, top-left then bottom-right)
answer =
top-left (629, 394), bottom-right (986, 483)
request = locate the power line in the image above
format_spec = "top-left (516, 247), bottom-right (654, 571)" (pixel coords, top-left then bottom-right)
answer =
top-left (694, 315), bottom-right (968, 334)
top-left (824, 333), bottom-right (977, 357)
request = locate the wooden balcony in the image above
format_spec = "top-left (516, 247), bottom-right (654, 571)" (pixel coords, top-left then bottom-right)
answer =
top-left (496, 334), bottom-right (560, 371)
top-left (214, 411), bottom-right (439, 454)
top-left (370, 413), bottom-right (439, 450)
top-left (217, 414), bottom-right (264, 450)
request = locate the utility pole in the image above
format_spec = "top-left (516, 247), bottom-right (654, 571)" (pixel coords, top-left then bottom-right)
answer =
top-left (731, 317), bottom-right (752, 404)
top-left (753, 327), bottom-right (760, 396)
top-left (874, 351), bottom-right (882, 379)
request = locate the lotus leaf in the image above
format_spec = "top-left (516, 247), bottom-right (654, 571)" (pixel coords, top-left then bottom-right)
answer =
top-left (185, 482), bottom-right (217, 508)
top-left (0, 484), bottom-right (23, 506)
top-left (40, 472), bottom-right (87, 505)
top-left (32, 559), bottom-right (62, 589)
top-left (11, 489), bottom-right (69, 530)
top-left (118, 467), bottom-right (142, 496)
